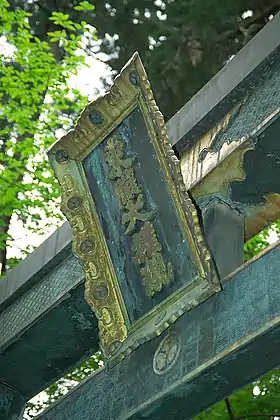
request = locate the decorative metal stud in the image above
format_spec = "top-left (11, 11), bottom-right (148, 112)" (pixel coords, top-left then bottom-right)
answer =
top-left (67, 196), bottom-right (82, 210)
top-left (93, 284), bottom-right (109, 300)
top-left (80, 239), bottom-right (94, 254)
top-left (55, 149), bottom-right (69, 163)
top-left (89, 110), bottom-right (104, 125)
top-left (129, 70), bottom-right (139, 86)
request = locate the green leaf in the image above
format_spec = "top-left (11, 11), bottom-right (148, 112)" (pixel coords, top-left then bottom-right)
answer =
top-left (74, 1), bottom-right (95, 11)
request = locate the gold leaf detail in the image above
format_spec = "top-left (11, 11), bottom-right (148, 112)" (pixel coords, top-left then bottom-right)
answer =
top-left (86, 261), bottom-right (98, 278)
top-left (72, 216), bottom-right (86, 233)
top-left (105, 134), bottom-right (173, 296)
top-left (100, 307), bottom-right (113, 326)
top-left (104, 136), bottom-right (133, 179)
top-left (106, 85), bottom-right (122, 106)
top-left (132, 222), bottom-right (174, 296)
top-left (61, 174), bottom-right (75, 191)
top-left (115, 167), bottom-right (141, 209)
top-left (122, 194), bottom-right (154, 235)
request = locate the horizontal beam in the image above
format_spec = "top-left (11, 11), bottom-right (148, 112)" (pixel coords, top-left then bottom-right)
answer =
top-left (0, 222), bottom-right (72, 310)
top-left (0, 283), bottom-right (98, 400)
top-left (183, 105), bottom-right (280, 240)
top-left (37, 242), bottom-right (280, 420)
top-left (0, 252), bottom-right (81, 351)
top-left (0, 263), bottom-right (99, 399)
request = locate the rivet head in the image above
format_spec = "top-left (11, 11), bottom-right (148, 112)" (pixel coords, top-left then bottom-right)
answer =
top-left (89, 110), bottom-right (104, 125)
top-left (80, 239), bottom-right (94, 254)
top-left (93, 284), bottom-right (108, 300)
top-left (67, 196), bottom-right (82, 210)
top-left (129, 70), bottom-right (139, 86)
top-left (55, 149), bottom-right (69, 163)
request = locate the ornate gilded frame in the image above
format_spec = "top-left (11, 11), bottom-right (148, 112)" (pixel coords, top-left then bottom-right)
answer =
top-left (48, 53), bottom-right (220, 366)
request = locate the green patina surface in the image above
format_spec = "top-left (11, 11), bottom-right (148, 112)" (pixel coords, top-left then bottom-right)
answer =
top-left (200, 60), bottom-right (280, 155)
top-left (192, 62), bottom-right (280, 234)
top-left (0, 282), bottom-right (98, 401)
top-left (231, 116), bottom-right (280, 205)
top-left (37, 244), bottom-right (280, 420)
top-left (194, 112), bottom-right (280, 220)
top-left (205, 63), bottom-right (280, 207)
top-left (83, 107), bottom-right (197, 323)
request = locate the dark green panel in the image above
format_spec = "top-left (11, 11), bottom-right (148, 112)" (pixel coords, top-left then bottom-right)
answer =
top-left (231, 116), bottom-right (280, 204)
top-left (0, 383), bottom-right (25, 420)
top-left (83, 107), bottom-right (197, 323)
top-left (0, 283), bottom-right (98, 399)
top-left (37, 244), bottom-right (280, 420)
top-left (199, 62), bottom-right (280, 157)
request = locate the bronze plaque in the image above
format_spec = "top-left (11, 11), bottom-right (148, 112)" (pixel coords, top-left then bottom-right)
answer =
top-left (48, 53), bottom-right (220, 366)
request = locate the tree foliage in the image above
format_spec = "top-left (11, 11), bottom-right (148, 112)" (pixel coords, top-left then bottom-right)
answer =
top-left (0, 0), bottom-right (96, 273)
top-left (9, 0), bottom-right (280, 120)
top-left (94, 0), bottom-right (280, 120)
top-left (196, 368), bottom-right (280, 419)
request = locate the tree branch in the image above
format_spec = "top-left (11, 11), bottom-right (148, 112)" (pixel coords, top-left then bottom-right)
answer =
top-left (0, 215), bottom-right (12, 275)
top-left (225, 398), bottom-right (236, 420)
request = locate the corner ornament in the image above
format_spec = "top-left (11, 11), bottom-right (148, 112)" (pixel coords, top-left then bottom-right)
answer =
top-left (47, 52), bottom-right (220, 368)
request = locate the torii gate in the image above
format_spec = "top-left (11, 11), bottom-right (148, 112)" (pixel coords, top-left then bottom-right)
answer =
top-left (1, 12), bottom-right (280, 420)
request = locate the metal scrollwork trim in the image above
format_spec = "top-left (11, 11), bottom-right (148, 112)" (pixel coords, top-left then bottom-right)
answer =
top-left (50, 168), bottom-right (128, 357)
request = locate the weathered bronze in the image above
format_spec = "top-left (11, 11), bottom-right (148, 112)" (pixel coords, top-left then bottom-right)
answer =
top-left (132, 222), bottom-right (174, 297)
top-left (104, 133), bottom-right (172, 296)
top-left (47, 52), bottom-right (220, 366)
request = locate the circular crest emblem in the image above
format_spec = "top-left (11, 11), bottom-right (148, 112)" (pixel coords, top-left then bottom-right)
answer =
top-left (153, 332), bottom-right (181, 375)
